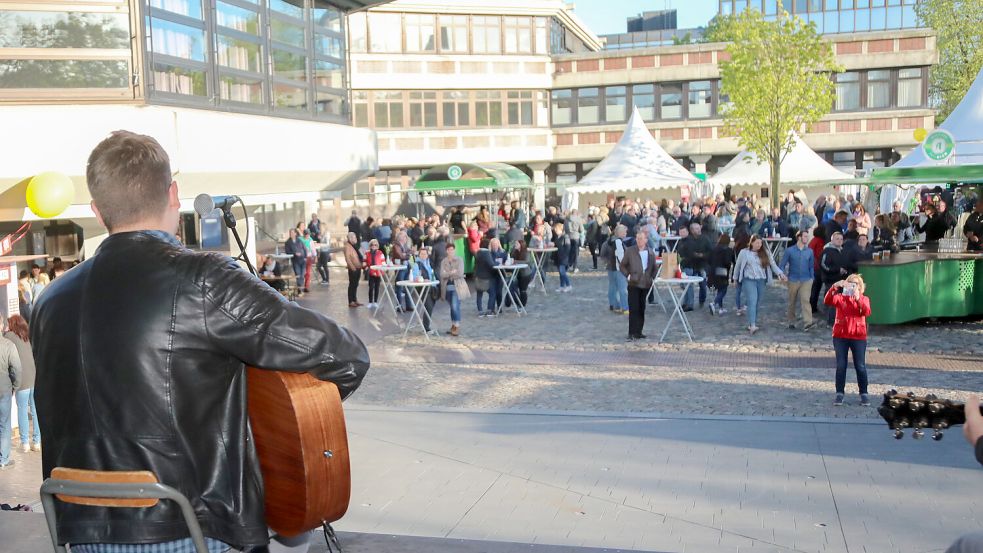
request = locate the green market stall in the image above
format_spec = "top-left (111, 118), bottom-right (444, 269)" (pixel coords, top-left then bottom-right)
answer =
top-left (415, 163), bottom-right (533, 273)
top-left (860, 164), bottom-right (983, 324)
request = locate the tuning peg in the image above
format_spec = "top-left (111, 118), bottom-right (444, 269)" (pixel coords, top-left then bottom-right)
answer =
top-left (932, 430), bottom-right (944, 441)
top-left (887, 389), bottom-right (898, 396)
top-left (893, 429), bottom-right (904, 440)
top-left (906, 392), bottom-right (915, 398)
top-left (926, 394), bottom-right (938, 400)
top-left (890, 398), bottom-right (905, 409)
top-left (909, 401), bottom-right (925, 412)
top-left (928, 403), bottom-right (943, 414)
top-left (913, 428), bottom-right (925, 440)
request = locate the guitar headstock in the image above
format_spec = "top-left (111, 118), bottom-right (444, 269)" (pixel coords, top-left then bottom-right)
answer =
top-left (877, 390), bottom-right (967, 441)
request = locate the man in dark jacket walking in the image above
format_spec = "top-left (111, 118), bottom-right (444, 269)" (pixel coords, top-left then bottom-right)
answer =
top-left (676, 222), bottom-right (712, 311)
top-left (345, 210), bottom-right (362, 242)
top-left (620, 230), bottom-right (658, 341)
top-left (820, 231), bottom-right (849, 325)
top-left (31, 131), bottom-right (369, 552)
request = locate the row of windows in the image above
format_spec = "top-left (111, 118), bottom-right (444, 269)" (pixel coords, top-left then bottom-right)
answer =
top-left (550, 67), bottom-right (925, 127)
top-left (352, 90), bottom-right (546, 129)
top-left (146, 0), bottom-right (348, 121)
top-left (0, 8), bottom-right (132, 90)
top-left (348, 13), bottom-right (589, 56)
top-left (760, 4), bottom-right (920, 33)
top-left (721, 0), bottom-right (917, 15)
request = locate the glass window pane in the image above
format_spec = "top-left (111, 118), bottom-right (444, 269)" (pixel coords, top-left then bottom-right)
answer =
top-left (368, 13), bottom-right (402, 53)
top-left (835, 72), bottom-right (860, 110)
top-left (604, 86), bottom-right (626, 122)
top-left (0, 11), bottom-right (130, 49)
top-left (551, 89), bottom-right (573, 125)
top-left (150, 0), bottom-right (201, 19)
top-left (886, 6), bottom-right (902, 28)
top-left (473, 16), bottom-right (501, 54)
top-left (765, 0), bottom-right (778, 14)
top-left (0, 59), bottom-right (128, 88)
top-left (870, 7), bottom-right (886, 29)
top-left (688, 81), bottom-right (712, 118)
top-left (314, 34), bottom-right (342, 58)
top-left (269, 0), bottom-right (303, 19)
top-left (349, 13), bottom-right (367, 53)
top-left (219, 73), bottom-right (263, 103)
top-left (632, 84), bottom-right (655, 120)
top-left (216, 35), bottom-right (261, 73)
top-left (150, 18), bottom-right (206, 61)
top-left (439, 15), bottom-right (468, 53)
top-left (898, 69), bottom-right (923, 107)
top-left (901, 4), bottom-right (917, 26)
top-left (577, 88), bottom-right (599, 124)
top-left (315, 90), bottom-right (344, 117)
top-left (405, 14), bottom-right (435, 52)
top-left (661, 83), bottom-right (682, 119)
top-left (839, 9), bottom-right (854, 32)
top-left (216, 2), bottom-right (260, 35)
top-left (152, 62), bottom-right (206, 95)
top-left (274, 82), bottom-right (307, 110)
top-left (389, 100), bottom-right (404, 127)
top-left (854, 7), bottom-right (869, 29)
top-left (867, 81), bottom-right (889, 108)
top-left (272, 19), bottom-right (305, 48)
top-left (825, 11), bottom-right (839, 32)
top-left (458, 103), bottom-right (469, 126)
top-left (312, 1), bottom-right (342, 32)
top-left (898, 68), bottom-right (921, 79)
top-left (272, 49), bottom-right (306, 81)
top-left (535, 17), bottom-right (548, 54)
top-left (443, 102), bottom-right (457, 126)
top-left (313, 59), bottom-right (343, 88)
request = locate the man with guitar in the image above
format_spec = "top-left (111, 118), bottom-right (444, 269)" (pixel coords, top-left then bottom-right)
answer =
top-left (946, 397), bottom-right (983, 552)
top-left (32, 131), bottom-right (370, 552)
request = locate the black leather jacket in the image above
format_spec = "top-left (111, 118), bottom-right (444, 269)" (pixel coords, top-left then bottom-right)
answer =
top-left (32, 231), bottom-right (369, 548)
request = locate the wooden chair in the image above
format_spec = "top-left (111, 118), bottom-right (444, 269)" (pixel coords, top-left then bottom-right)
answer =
top-left (39, 467), bottom-right (208, 553)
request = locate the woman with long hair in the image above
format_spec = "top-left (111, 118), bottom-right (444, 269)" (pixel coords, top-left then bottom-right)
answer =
top-left (510, 239), bottom-right (533, 307)
top-left (733, 235), bottom-right (787, 334)
top-left (5, 315), bottom-right (39, 452)
top-left (824, 273), bottom-right (872, 406)
top-left (708, 234), bottom-right (735, 315)
top-left (852, 203), bottom-right (872, 238)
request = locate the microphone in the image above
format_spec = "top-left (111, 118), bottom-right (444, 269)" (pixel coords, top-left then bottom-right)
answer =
top-left (194, 194), bottom-right (241, 218)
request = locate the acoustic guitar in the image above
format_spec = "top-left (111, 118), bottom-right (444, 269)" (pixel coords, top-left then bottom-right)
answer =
top-left (877, 390), bottom-right (980, 441)
top-left (246, 368), bottom-right (350, 537)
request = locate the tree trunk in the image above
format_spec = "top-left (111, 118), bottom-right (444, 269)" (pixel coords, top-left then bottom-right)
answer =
top-left (770, 152), bottom-right (781, 210)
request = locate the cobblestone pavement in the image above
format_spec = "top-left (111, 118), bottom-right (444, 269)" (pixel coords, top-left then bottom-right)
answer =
top-left (301, 265), bottom-right (983, 420)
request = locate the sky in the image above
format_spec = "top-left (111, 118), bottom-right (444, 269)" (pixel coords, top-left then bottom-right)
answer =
top-left (569, 0), bottom-right (721, 35)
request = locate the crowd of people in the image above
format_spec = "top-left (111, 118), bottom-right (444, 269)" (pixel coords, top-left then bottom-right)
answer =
top-left (0, 314), bottom-right (40, 470)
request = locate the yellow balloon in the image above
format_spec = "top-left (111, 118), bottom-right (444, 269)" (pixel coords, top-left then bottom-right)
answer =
top-left (913, 128), bottom-right (928, 142)
top-left (26, 171), bottom-right (74, 218)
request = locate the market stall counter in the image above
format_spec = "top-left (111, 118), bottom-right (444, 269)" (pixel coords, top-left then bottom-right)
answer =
top-left (858, 250), bottom-right (983, 324)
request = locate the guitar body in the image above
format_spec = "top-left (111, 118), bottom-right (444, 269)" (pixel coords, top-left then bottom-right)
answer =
top-left (246, 368), bottom-right (351, 536)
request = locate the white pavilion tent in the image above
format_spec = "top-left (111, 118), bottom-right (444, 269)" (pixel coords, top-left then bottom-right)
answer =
top-left (561, 106), bottom-right (699, 211)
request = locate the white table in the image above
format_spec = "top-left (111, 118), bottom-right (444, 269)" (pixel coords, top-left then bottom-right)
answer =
top-left (661, 235), bottom-right (682, 252)
top-left (370, 264), bottom-right (404, 323)
top-left (646, 260), bottom-right (666, 312)
top-left (654, 275), bottom-right (704, 343)
top-left (527, 247), bottom-right (557, 295)
top-left (396, 280), bottom-right (439, 340)
top-left (494, 263), bottom-right (528, 315)
top-left (764, 236), bottom-right (791, 259)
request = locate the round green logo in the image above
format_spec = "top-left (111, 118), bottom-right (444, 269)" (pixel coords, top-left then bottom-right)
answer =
top-left (447, 165), bottom-right (463, 180)
top-left (923, 129), bottom-right (955, 162)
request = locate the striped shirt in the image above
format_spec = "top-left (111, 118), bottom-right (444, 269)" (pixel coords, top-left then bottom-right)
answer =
top-left (71, 538), bottom-right (230, 553)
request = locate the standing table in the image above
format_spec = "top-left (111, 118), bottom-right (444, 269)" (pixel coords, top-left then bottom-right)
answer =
top-left (654, 275), bottom-right (704, 343)
top-left (494, 263), bottom-right (528, 315)
top-left (645, 260), bottom-right (666, 312)
top-left (527, 247), bottom-right (557, 294)
top-left (764, 237), bottom-right (791, 260)
top-left (370, 264), bottom-right (404, 323)
top-left (396, 280), bottom-right (439, 340)
top-left (661, 235), bottom-right (682, 252)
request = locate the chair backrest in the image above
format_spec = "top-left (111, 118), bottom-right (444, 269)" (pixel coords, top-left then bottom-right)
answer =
top-left (50, 467), bottom-right (159, 508)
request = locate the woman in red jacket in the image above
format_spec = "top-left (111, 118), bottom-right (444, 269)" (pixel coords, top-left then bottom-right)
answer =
top-left (824, 273), bottom-right (871, 407)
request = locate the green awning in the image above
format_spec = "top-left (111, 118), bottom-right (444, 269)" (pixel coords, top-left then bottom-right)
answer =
top-left (415, 162), bottom-right (532, 192)
top-left (871, 164), bottom-right (983, 184)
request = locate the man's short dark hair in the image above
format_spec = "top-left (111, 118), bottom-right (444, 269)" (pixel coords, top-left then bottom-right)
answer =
top-left (86, 130), bottom-right (172, 232)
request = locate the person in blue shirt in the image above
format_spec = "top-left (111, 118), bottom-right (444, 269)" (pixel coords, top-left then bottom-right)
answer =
top-left (780, 230), bottom-right (817, 330)
top-left (762, 207), bottom-right (790, 237)
top-left (411, 247), bottom-right (439, 334)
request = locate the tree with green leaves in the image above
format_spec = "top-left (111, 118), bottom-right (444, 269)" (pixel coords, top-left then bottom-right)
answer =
top-left (915, 0), bottom-right (983, 123)
top-left (715, 10), bottom-right (842, 208)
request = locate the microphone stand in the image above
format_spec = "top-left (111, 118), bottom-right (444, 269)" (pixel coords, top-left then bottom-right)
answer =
top-left (221, 207), bottom-right (258, 277)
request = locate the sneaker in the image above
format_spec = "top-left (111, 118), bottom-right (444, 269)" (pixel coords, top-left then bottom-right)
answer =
top-left (609, 306), bottom-right (615, 311)
top-left (0, 460), bottom-right (15, 470)
top-left (31, 443), bottom-right (40, 452)
top-left (564, 287), bottom-right (573, 293)
top-left (21, 444), bottom-right (29, 453)
top-left (682, 306), bottom-right (694, 312)
top-left (718, 308), bottom-right (729, 315)
top-left (833, 394), bottom-right (844, 406)
top-left (860, 394), bottom-right (871, 406)
top-left (448, 325), bottom-right (459, 337)
top-left (709, 303), bottom-right (717, 315)
top-left (749, 325), bottom-right (759, 335)
top-left (625, 335), bottom-right (637, 342)
top-left (556, 288), bottom-right (566, 293)
top-left (787, 324), bottom-right (796, 330)
top-left (478, 312), bottom-right (487, 318)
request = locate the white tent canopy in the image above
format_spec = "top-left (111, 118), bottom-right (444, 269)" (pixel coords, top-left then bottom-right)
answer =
top-left (707, 134), bottom-right (854, 190)
top-left (561, 106), bottom-right (698, 211)
top-left (880, 67), bottom-right (983, 213)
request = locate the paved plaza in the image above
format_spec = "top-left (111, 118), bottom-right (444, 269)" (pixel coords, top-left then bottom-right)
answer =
top-left (2, 265), bottom-right (982, 552)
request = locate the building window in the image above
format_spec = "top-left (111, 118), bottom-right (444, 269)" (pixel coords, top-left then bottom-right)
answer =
top-left (835, 71), bottom-right (860, 111)
top-left (405, 13), bottom-right (436, 53)
top-left (897, 67), bottom-right (923, 107)
top-left (349, 12), bottom-right (367, 53)
top-left (577, 88), bottom-right (600, 124)
top-left (442, 91), bottom-right (470, 126)
top-left (551, 89), bottom-right (573, 125)
top-left (472, 16), bottom-right (502, 54)
top-left (373, 91), bottom-right (404, 128)
top-left (534, 17), bottom-right (548, 54)
top-left (1, 59), bottom-right (129, 88)
top-left (503, 16), bottom-right (533, 54)
top-left (632, 84), bottom-right (656, 121)
top-left (604, 86), bottom-right (627, 122)
top-left (507, 91), bottom-right (534, 125)
top-left (475, 90), bottom-right (503, 125)
top-left (688, 81), bottom-right (712, 118)
top-left (409, 91), bottom-right (437, 127)
top-left (150, 0), bottom-right (201, 19)
top-left (368, 12), bottom-right (401, 53)
top-left (660, 83), bottom-right (682, 119)
top-left (353, 90), bottom-right (369, 126)
top-left (439, 15), bottom-right (468, 53)
top-left (550, 18), bottom-right (567, 54)
top-left (866, 69), bottom-right (890, 109)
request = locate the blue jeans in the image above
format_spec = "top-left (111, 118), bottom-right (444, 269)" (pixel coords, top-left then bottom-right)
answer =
top-left (0, 393), bottom-right (11, 465)
top-left (396, 268), bottom-right (410, 309)
top-left (446, 286), bottom-right (461, 323)
top-left (290, 258), bottom-right (305, 287)
top-left (833, 337), bottom-right (869, 394)
top-left (714, 282), bottom-right (729, 308)
top-left (558, 264), bottom-right (570, 288)
top-left (742, 278), bottom-right (767, 327)
top-left (476, 284), bottom-right (497, 313)
top-left (682, 268), bottom-right (707, 308)
top-left (608, 270), bottom-right (628, 310)
top-left (15, 388), bottom-right (39, 445)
